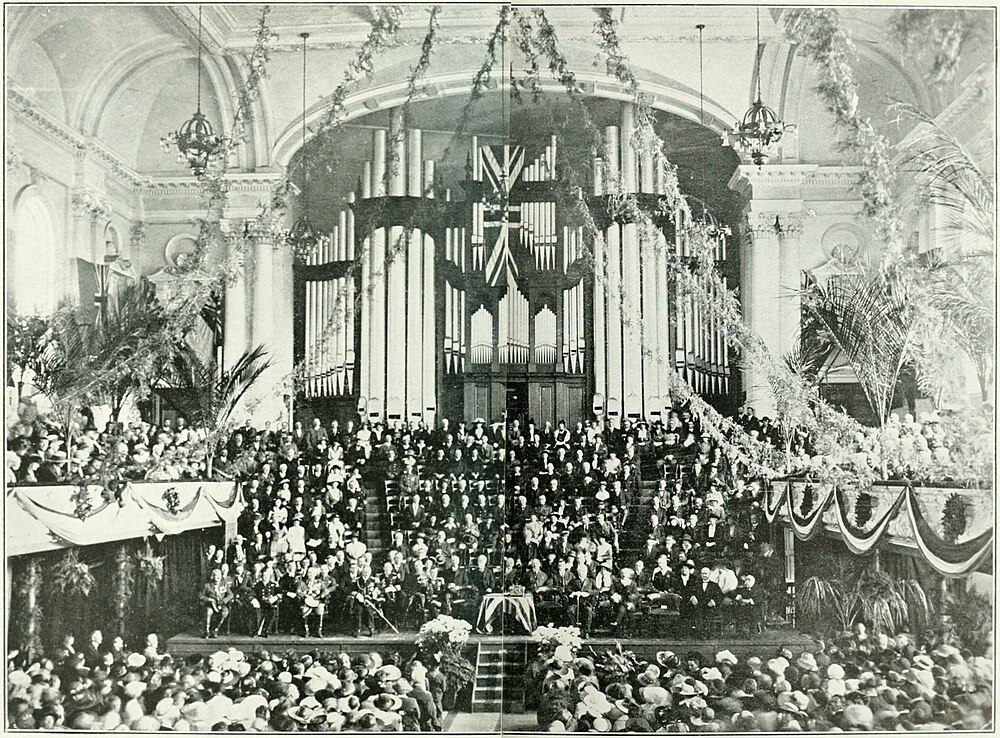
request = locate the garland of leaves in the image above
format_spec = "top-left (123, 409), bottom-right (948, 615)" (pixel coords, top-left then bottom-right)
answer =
top-left (782, 10), bottom-right (905, 265)
top-left (890, 10), bottom-right (983, 85)
top-left (940, 492), bottom-right (968, 544)
top-left (51, 548), bottom-right (98, 597)
top-left (854, 489), bottom-right (875, 528)
top-left (137, 539), bottom-right (166, 583)
top-left (112, 545), bottom-right (136, 637)
top-left (72, 482), bottom-right (95, 521)
top-left (17, 559), bottom-right (44, 661)
top-left (801, 484), bottom-right (816, 517)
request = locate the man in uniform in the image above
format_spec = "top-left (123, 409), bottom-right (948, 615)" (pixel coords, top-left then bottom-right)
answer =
top-left (200, 568), bottom-right (234, 639)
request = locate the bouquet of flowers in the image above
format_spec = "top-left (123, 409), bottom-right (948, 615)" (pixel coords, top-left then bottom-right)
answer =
top-left (416, 614), bottom-right (473, 651)
top-left (532, 625), bottom-right (582, 658)
top-left (415, 615), bottom-right (475, 692)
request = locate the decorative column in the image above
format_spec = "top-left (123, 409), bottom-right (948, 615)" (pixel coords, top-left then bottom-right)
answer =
top-left (779, 212), bottom-right (805, 360)
top-left (220, 223), bottom-right (250, 371)
top-left (740, 211), bottom-right (782, 418)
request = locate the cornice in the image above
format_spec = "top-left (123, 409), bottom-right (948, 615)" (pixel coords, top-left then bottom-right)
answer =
top-left (9, 87), bottom-right (147, 188)
top-left (144, 172), bottom-right (286, 197)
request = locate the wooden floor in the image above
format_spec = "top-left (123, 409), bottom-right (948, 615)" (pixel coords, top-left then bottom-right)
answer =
top-left (166, 627), bottom-right (816, 659)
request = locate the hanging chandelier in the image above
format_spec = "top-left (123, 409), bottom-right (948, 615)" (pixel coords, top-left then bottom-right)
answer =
top-left (734, 8), bottom-right (786, 166)
top-left (289, 33), bottom-right (322, 262)
top-left (161, 6), bottom-right (221, 177)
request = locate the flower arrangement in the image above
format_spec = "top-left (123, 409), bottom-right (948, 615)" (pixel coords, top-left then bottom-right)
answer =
top-left (415, 615), bottom-right (475, 692)
top-left (416, 614), bottom-right (473, 650)
top-left (533, 625), bottom-right (583, 656)
top-left (51, 549), bottom-right (98, 597)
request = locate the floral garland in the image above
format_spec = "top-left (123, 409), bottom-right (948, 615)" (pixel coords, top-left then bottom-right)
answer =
top-left (940, 493), bottom-right (968, 544)
top-left (161, 486), bottom-right (181, 515)
top-left (72, 482), bottom-right (95, 521)
top-left (782, 10), bottom-right (905, 265)
top-left (854, 489), bottom-right (875, 528)
top-left (890, 10), bottom-right (983, 84)
top-left (17, 559), bottom-right (43, 660)
top-left (51, 548), bottom-right (98, 597)
top-left (112, 545), bottom-right (136, 636)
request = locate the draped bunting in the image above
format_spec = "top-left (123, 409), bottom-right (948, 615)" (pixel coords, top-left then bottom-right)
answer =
top-left (6, 482), bottom-right (242, 556)
top-left (768, 480), bottom-right (993, 578)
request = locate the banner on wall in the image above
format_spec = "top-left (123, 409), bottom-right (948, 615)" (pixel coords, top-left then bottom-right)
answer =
top-left (6, 481), bottom-right (243, 557)
top-left (767, 480), bottom-right (993, 578)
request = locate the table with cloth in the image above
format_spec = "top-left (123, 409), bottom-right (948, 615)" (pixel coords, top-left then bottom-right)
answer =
top-left (476, 593), bottom-right (537, 633)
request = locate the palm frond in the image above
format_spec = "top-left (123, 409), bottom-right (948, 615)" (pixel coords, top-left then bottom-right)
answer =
top-left (213, 344), bottom-right (272, 429)
top-left (896, 102), bottom-right (996, 245)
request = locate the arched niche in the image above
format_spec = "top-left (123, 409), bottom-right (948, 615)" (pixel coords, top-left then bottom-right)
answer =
top-left (9, 186), bottom-right (57, 316)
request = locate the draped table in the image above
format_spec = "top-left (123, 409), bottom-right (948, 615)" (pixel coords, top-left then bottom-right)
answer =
top-left (476, 593), bottom-right (537, 633)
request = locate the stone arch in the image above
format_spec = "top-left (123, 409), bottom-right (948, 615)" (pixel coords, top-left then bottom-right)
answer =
top-left (9, 185), bottom-right (58, 315)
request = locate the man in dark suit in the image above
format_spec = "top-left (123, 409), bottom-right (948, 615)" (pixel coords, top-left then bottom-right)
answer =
top-left (82, 629), bottom-right (103, 669)
top-left (675, 559), bottom-right (699, 627)
top-left (401, 493), bottom-right (427, 533)
top-left (648, 555), bottom-right (674, 603)
top-left (693, 566), bottom-right (724, 615)
top-left (568, 561), bottom-right (596, 638)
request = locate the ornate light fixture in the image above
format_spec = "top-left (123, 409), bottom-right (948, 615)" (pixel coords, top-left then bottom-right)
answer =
top-left (161, 6), bottom-right (221, 176)
top-left (288, 32), bottom-right (322, 262)
top-left (735, 8), bottom-right (785, 166)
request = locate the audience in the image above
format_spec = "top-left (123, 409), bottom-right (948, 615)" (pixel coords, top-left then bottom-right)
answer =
top-left (7, 639), bottom-right (445, 731)
top-left (536, 634), bottom-right (994, 732)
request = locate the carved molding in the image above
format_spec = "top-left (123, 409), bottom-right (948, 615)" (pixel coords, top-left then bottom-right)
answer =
top-left (742, 210), bottom-right (810, 242)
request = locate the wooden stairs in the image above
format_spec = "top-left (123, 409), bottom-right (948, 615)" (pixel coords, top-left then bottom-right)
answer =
top-left (471, 641), bottom-right (529, 713)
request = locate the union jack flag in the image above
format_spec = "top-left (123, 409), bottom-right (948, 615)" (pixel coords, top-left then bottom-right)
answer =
top-left (480, 144), bottom-right (525, 287)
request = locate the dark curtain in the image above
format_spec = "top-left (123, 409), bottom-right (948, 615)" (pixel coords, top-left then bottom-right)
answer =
top-left (8, 527), bottom-right (223, 655)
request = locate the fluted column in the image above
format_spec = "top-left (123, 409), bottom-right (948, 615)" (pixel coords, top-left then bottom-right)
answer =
top-left (741, 211), bottom-right (782, 418)
top-left (779, 212), bottom-right (805, 363)
top-left (223, 239), bottom-right (250, 371)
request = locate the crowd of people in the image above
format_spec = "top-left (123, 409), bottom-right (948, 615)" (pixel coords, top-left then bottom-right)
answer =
top-left (536, 626), bottom-right (994, 732)
top-left (195, 404), bottom-right (781, 640)
top-left (7, 633), bottom-right (448, 731)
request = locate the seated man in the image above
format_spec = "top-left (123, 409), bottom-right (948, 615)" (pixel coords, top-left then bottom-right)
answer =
top-left (611, 566), bottom-right (641, 634)
top-left (298, 567), bottom-right (329, 638)
top-left (200, 568), bottom-right (233, 639)
top-left (568, 561), bottom-right (595, 638)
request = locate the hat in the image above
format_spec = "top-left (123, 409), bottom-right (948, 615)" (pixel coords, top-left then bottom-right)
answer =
top-left (912, 654), bottom-right (934, 671)
top-left (376, 664), bottom-right (402, 682)
top-left (639, 686), bottom-right (670, 706)
top-left (796, 652), bottom-right (819, 671)
top-left (126, 652), bottom-right (146, 668)
top-left (826, 663), bottom-right (845, 680)
top-left (767, 657), bottom-right (789, 675)
top-left (715, 650), bottom-right (738, 666)
top-left (123, 681), bottom-right (147, 699)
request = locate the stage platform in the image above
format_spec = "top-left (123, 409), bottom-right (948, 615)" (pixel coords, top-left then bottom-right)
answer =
top-left (166, 628), bottom-right (816, 660)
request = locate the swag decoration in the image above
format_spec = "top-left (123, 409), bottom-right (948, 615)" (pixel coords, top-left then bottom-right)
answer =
top-left (51, 549), bottom-right (98, 597)
top-left (767, 481), bottom-right (992, 577)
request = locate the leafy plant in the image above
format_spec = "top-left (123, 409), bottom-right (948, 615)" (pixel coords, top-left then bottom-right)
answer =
top-left (940, 585), bottom-right (992, 655)
top-left (165, 344), bottom-right (272, 476)
top-left (50, 549), bottom-right (98, 597)
top-left (800, 273), bottom-right (913, 427)
top-left (940, 493), bottom-right (968, 544)
top-left (797, 554), bottom-right (931, 635)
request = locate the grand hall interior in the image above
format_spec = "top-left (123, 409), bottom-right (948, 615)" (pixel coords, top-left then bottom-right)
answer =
top-left (4, 3), bottom-right (996, 733)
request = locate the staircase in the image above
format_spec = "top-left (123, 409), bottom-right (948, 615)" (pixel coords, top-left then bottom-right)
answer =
top-left (471, 642), bottom-right (528, 713)
top-left (363, 485), bottom-right (389, 559)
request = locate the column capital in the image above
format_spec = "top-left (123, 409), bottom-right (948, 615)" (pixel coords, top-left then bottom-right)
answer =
top-left (741, 209), bottom-right (811, 242)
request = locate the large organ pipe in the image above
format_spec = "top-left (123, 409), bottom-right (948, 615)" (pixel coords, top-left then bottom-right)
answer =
top-left (606, 224), bottom-right (623, 413)
top-left (359, 234), bottom-right (371, 400)
top-left (406, 229), bottom-right (422, 416)
top-left (347, 193), bottom-right (355, 260)
top-left (407, 129), bottom-right (422, 198)
top-left (362, 162), bottom-right (372, 199)
top-left (594, 228), bottom-right (607, 396)
top-left (641, 241), bottom-right (657, 415)
top-left (346, 274), bottom-right (355, 393)
top-left (422, 234), bottom-right (435, 416)
top-left (621, 104), bottom-right (637, 194)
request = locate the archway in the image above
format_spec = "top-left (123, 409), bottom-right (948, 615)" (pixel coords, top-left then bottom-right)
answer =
top-left (10, 188), bottom-right (57, 316)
